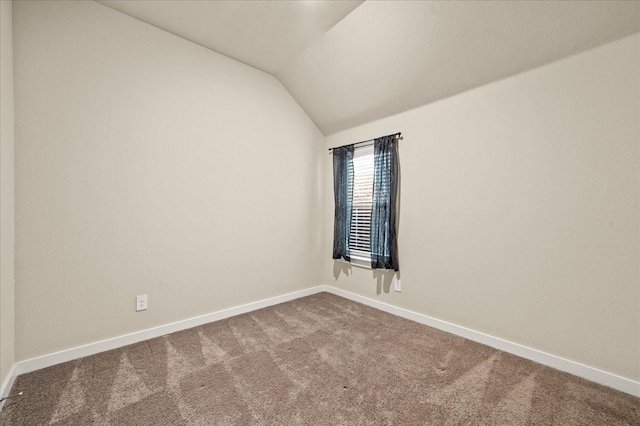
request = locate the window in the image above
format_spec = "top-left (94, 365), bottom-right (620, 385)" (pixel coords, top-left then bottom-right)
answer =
top-left (332, 133), bottom-right (399, 271)
top-left (348, 143), bottom-right (374, 266)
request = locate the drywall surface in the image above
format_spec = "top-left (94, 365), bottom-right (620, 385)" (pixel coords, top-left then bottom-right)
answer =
top-left (279, 1), bottom-right (640, 135)
top-left (0, 0), bottom-right (16, 385)
top-left (13, 0), bottom-right (324, 361)
top-left (324, 34), bottom-right (640, 381)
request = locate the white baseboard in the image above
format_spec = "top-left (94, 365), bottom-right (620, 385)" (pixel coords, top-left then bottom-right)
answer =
top-left (323, 285), bottom-right (640, 397)
top-left (0, 362), bottom-right (18, 411)
top-left (7, 284), bottom-right (638, 401)
top-left (15, 286), bottom-right (324, 377)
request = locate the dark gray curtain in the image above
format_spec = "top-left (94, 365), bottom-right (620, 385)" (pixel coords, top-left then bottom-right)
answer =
top-left (332, 145), bottom-right (354, 261)
top-left (371, 135), bottom-right (399, 271)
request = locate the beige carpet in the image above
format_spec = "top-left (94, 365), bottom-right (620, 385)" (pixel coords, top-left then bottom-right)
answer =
top-left (1, 293), bottom-right (638, 425)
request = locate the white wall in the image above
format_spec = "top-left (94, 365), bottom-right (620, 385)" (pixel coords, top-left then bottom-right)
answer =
top-left (0, 0), bottom-right (16, 387)
top-left (324, 34), bottom-right (640, 381)
top-left (13, 0), bottom-right (324, 361)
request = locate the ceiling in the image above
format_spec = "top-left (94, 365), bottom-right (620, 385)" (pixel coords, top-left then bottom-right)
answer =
top-left (99, 1), bottom-right (640, 136)
top-left (98, 0), bottom-right (363, 75)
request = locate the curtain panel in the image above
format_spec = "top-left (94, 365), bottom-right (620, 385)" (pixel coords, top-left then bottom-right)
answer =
top-left (332, 145), bottom-right (354, 261)
top-left (371, 135), bottom-right (400, 271)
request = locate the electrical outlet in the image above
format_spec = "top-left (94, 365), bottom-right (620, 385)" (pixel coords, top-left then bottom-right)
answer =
top-left (394, 277), bottom-right (401, 292)
top-left (136, 295), bottom-right (148, 312)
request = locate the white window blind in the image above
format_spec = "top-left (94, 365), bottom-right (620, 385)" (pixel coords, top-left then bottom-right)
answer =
top-left (349, 143), bottom-right (374, 262)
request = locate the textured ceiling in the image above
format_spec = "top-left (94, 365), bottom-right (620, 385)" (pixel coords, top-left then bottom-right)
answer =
top-left (278, 1), bottom-right (640, 135)
top-left (98, 1), bottom-right (640, 135)
top-left (98, 0), bottom-right (363, 75)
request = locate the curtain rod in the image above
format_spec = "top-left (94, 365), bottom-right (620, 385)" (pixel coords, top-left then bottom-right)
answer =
top-left (328, 132), bottom-right (402, 152)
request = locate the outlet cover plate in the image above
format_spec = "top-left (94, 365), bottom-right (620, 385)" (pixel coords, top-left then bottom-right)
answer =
top-left (136, 295), bottom-right (148, 312)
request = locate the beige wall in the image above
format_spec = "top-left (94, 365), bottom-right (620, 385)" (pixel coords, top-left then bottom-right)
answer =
top-left (8, 0), bottom-right (639, 387)
top-left (324, 35), bottom-right (640, 381)
top-left (13, 0), bottom-right (324, 361)
top-left (1, 0), bottom-right (16, 386)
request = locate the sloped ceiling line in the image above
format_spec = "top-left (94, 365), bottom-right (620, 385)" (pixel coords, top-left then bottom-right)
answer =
top-left (99, 1), bottom-right (640, 135)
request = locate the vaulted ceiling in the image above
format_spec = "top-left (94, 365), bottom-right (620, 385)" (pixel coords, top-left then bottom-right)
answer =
top-left (99, 1), bottom-right (640, 135)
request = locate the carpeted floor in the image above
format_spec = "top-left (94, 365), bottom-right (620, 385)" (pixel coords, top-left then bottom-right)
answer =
top-left (1, 293), bottom-right (638, 425)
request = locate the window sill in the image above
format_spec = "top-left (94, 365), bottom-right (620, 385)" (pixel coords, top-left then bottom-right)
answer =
top-left (335, 257), bottom-right (371, 270)
top-left (334, 258), bottom-right (397, 273)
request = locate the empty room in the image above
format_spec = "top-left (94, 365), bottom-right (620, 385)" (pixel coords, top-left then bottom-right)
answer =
top-left (0, 0), bottom-right (639, 424)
